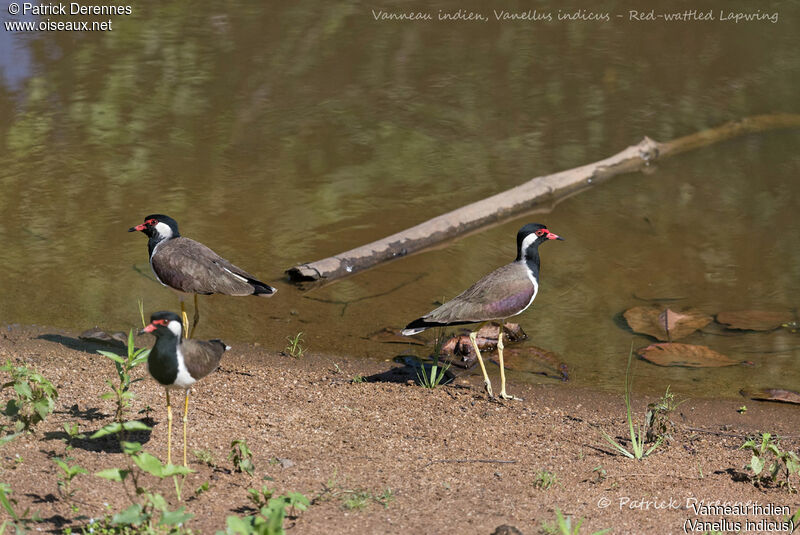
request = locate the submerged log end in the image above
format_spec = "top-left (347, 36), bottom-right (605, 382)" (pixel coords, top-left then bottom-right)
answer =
top-left (286, 263), bottom-right (324, 283)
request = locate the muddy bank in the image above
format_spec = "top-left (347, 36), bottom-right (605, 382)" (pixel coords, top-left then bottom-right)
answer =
top-left (1, 324), bottom-right (798, 534)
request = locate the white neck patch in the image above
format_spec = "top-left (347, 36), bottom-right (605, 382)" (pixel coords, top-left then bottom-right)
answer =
top-left (519, 232), bottom-right (539, 257)
top-left (167, 320), bottom-right (183, 338)
top-left (154, 221), bottom-right (174, 240)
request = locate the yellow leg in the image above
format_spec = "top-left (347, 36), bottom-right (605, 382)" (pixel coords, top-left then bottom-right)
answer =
top-left (190, 294), bottom-right (200, 339)
top-left (468, 322), bottom-right (494, 399)
top-left (497, 320), bottom-right (522, 401)
top-left (182, 389), bottom-right (190, 468)
top-left (165, 389), bottom-right (173, 465)
top-left (180, 301), bottom-right (190, 339)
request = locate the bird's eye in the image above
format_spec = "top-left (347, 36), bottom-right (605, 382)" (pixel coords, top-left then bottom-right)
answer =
top-left (146, 219), bottom-right (157, 226)
top-left (535, 229), bottom-right (545, 237)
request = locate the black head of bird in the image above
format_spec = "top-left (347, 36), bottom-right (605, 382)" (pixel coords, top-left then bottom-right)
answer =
top-left (515, 223), bottom-right (564, 262)
top-left (128, 214), bottom-right (180, 243)
top-left (141, 310), bottom-right (184, 339)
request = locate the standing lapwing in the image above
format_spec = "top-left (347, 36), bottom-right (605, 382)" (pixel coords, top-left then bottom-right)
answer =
top-left (142, 311), bottom-right (229, 466)
top-left (129, 214), bottom-right (276, 338)
top-left (402, 223), bottom-right (563, 400)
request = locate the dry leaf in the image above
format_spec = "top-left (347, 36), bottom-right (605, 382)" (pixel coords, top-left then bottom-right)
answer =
top-left (623, 306), bottom-right (711, 341)
top-left (636, 343), bottom-right (740, 368)
top-left (741, 388), bottom-right (800, 405)
top-left (715, 310), bottom-right (794, 332)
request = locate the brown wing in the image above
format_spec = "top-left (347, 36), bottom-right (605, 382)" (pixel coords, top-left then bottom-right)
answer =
top-left (181, 339), bottom-right (227, 382)
top-left (424, 262), bottom-right (536, 323)
top-left (152, 238), bottom-right (259, 296)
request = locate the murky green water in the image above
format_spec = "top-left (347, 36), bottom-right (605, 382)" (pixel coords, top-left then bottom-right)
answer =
top-left (1, 1), bottom-right (798, 398)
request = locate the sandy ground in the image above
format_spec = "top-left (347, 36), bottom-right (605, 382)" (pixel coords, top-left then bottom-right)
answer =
top-left (1, 323), bottom-right (799, 534)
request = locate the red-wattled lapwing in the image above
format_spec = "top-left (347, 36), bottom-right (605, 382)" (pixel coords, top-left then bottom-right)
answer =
top-left (129, 214), bottom-right (276, 338)
top-left (142, 310), bottom-right (229, 466)
top-left (402, 223), bottom-right (563, 400)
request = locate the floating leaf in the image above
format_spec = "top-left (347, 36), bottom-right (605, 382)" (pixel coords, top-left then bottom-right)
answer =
top-left (715, 310), bottom-right (794, 331)
top-left (741, 388), bottom-right (800, 405)
top-left (623, 306), bottom-right (711, 341)
top-left (637, 343), bottom-right (740, 368)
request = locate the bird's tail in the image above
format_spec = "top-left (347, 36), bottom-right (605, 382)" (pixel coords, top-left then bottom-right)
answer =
top-left (251, 280), bottom-right (277, 297)
top-left (401, 318), bottom-right (432, 336)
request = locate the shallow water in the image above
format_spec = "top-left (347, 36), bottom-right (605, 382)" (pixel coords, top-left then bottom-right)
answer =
top-left (1, 1), bottom-right (798, 398)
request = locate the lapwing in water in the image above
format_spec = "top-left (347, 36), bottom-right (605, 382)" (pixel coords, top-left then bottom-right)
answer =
top-left (142, 311), bottom-right (229, 466)
top-left (402, 223), bottom-right (563, 400)
top-left (129, 214), bottom-right (276, 338)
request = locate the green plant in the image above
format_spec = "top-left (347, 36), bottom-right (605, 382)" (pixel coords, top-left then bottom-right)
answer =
top-left (540, 508), bottom-right (609, 535)
top-left (229, 439), bottom-right (255, 476)
top-left (600, 348), bottom-right (664, 460)
top-left (351, 374), bottom-right (365, 384)
top-left (283, 332), bottom-right (305, 358)
top-left (740, 433), bottom-right (800, 491)
top-left (195, 481), bottom-right (211, 497)
top-left (97, 330), bottom-right (151, 424)
top-left (533, 470), bottom-right (558, 490)
top-left (416, 359), bottom-right (451, 389)
top-left (220, 492), bottom-right (310, 535)
top-left (192, 448), bottom-right (216, 468)
top-left (95, 442), bottom-right (193, 530)
top-left (1, 360), bottom-right (58, 433)
top-left (0, 483), bottom-right (40, 532)
top-left (248, 485), bottom-right (275, 509)
top-left (737, 405), bottom-right (747, 414)
top-left (53, 457), bottom-right (88, 508)
top-left (644, 385), bottom-right (683, 443)
top-left (316, 473), bottom-right (392, 511)
top-left (62, 422), bottom-right (85, 451)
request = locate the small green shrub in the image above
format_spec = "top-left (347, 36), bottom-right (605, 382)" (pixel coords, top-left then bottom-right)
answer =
top-left (600, 348), bottom-right (665, 460)
top-left (740, 433), bottom-right (800, 491)
top-left (283, 332), bottom-right (305, 358)
top-left (1, 360), bottom-right (58, 433)
top-left (533, 470), bottom-right (558, 490)
top-left (416, 359), bottom-right (451, 389)
top-left (219, 492), bottom-right (310, 535)
top-left (229, 439), bottom-right (255, 476)
top-left (540, 508), bottom-right (609, 535)
top-left (94, 442), bottom-right (193, 531)
top-left (97, 330), bottom-right (150, 425)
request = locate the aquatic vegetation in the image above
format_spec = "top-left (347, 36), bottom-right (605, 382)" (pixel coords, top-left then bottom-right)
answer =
top-left (0, 360), bottom-right (58, 434)
top-left (600, 348), bottom-right (665, 460)
top-left (740, 433), bottom-right (800, 491)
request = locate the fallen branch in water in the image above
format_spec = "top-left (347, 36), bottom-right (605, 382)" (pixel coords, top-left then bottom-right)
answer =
top-left (287, 113), bottom-right (800, 285)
